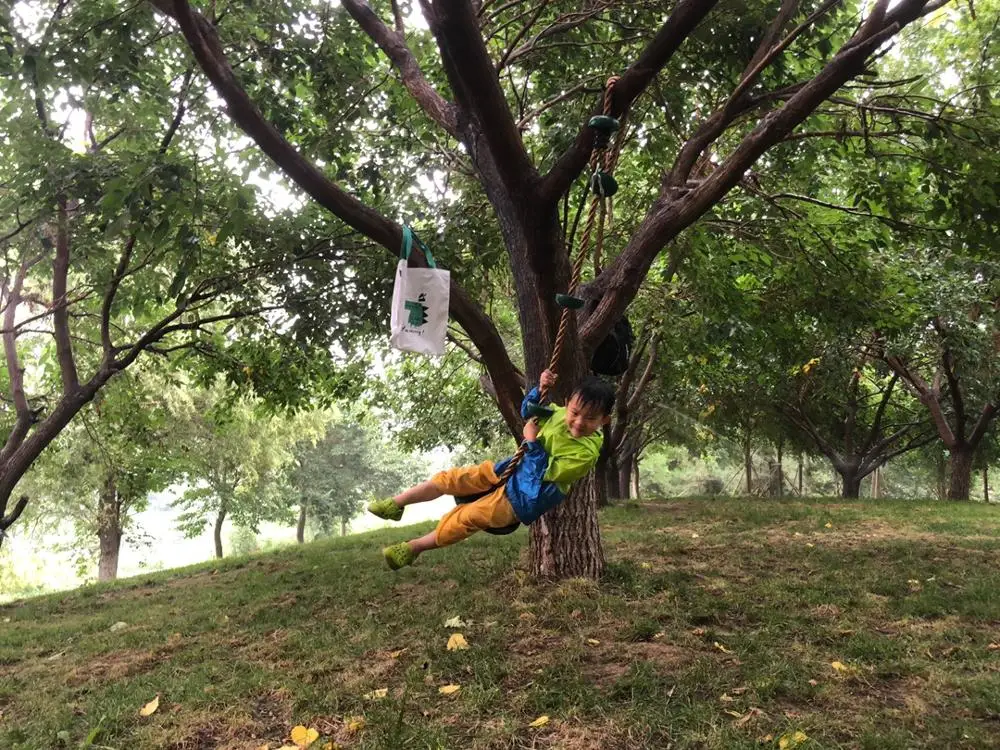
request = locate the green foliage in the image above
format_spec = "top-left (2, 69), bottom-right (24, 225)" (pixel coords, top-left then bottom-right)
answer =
top-left (288, 416), bottom-right (422, 538)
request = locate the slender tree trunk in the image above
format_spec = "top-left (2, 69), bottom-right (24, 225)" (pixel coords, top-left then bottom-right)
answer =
top-left (530, 473), bottom-right (604, 578)
top-left (214, 504), bottom-right (227, 559)
top-left (871, 465), bottom-right (881, 499)
top-left (936, 453), bottom-right (947, 501)
top-left (341, 516), bottom-right (348, 536)
top-left (776, 439), bottom-right (784, 499)
top-left (97, 476), bottom-right (123, 582)
top-left (797, 453), bottom-right (803, 495)
top-left (296, 503), bottom-right (307, 543)
top-left (630, 459), bottom-right (640, 499)
top-left (983, 467), bottom-right (990, 503)
top-left (744, 429), bottom-right (753, 495)
top-left (948, 447), bottom-right (974, 501)
top-left (596, 447), bottom-right (615, 507)
top-left (617, 453), bottom-right (633, 500)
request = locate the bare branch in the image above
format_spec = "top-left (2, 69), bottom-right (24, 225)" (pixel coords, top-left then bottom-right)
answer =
top-left (340, 0), bottom-right (459, 137)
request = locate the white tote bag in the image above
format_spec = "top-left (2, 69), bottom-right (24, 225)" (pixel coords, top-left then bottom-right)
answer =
top-left (389, 227), bottom-right (450, 357)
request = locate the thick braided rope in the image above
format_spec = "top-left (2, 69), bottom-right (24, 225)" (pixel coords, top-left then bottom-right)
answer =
top-left (496, 78), bottom-right (621, 485)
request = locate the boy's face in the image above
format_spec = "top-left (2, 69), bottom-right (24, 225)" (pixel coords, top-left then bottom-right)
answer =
top-left (565, 395), bottom-right (611, 438)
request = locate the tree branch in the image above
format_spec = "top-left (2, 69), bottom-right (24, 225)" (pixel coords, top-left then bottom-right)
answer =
top-left (423, 0), bottom-right (537, 193)
top-left (862, 372), bottom-right (898, 454)
top-left (886, 354), bottom-right (957, 448)
top-left (149, 0), bottom-right (524, 434)
top-left (539, 0), bottom-right (720, 205)
top-left (968, 403), bottom-right (998, 448)
top-left (579, 0), bottom-right (942, 353)
top-left (0, 270), bottom-right (32, 464)
top-left (340, 0), bottom-right (459, 137)
top-left (52, 199), bottom-right (80, 394)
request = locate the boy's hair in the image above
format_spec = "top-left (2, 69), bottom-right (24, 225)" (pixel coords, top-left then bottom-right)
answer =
top-left (572, 376), bottom-right (616, 416)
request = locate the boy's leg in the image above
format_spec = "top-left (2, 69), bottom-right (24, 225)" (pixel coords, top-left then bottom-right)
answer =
top-left (370, 461), bottom-right (499, 522)
top-left (382, 488), bottom-right (518, 570)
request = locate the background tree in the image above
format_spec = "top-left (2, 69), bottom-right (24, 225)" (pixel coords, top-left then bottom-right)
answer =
top-left (289, 417), bottom-right (422, 541)
top-left (171, 387), bottom-right (325, 558)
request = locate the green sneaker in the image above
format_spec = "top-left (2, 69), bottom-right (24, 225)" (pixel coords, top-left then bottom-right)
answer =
top-left (368, 497), bottom-right (403, 522)
top-left (383, 542), bottom-right (417, 571)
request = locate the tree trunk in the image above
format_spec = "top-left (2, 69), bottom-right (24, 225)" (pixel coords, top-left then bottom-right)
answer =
top-left (617, 453), bottom-right (633, 500)
top-left (341, 516), bottom-right (348, 536)
top-left (797, 453), bottom-right (803, 495)
top-left (530, 472), bottom-right (604, 579)
top-left (838, 463), bottom-right (862, 498)
top-left (984, 466), bottom-right (990, 503)
top-left (214, 504), bottom-right (227, 558)
top-left (948, 447), bottom-right (974, 501)
top-left (870, 465), bottom-right (881, 499)
top-left (97, 476), bottom-right (122, 582)
top-left (296, 503), bottom-right (307, 543)
top-left (936, 453), bottom-right (947, 501)
top-left (744, 429), bottom-right (753, 495)
top-left (596, 448), bottom-right (615, 507)
top-left (776, 439), bottom-right (784, 499)
top-left (630, 459), bottom-right (640, 499)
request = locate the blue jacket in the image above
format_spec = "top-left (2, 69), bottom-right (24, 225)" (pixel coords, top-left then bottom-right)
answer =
top-left (496, 387), bottom-right (603, 524)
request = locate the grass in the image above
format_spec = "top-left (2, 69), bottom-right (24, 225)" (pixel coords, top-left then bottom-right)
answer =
top-left (1, 496), bottom-right (999, 749)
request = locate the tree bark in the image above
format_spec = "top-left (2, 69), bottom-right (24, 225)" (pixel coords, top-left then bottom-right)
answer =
top-left (530, 473), bottom-right (604, 579)
top-left (948, 447), bottom-right (974, 501)
top-left (871, 465), bottom-right (881, 499)
top-left (630, 459), bottom-right (640, 499)
top-left (617, 453), bottom-right (633, 500)
top-left (214, 504), bottom-right (227, 559)
top-left (97, 476), bottom-right (123, 582)
top-left (936, 453), bottom-right (947, 501)
top-left (296, 503), bottom-right (306, 543)
top-left (341, 517), bottom-right (348, 537)
top-left (983, 466), bottom-right (989, 503)
top-left (840, 467), bottom-right (862, 499)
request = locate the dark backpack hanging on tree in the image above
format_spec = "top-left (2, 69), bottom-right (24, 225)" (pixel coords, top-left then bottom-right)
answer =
top-left (591, 317), bottom-right (634, 376)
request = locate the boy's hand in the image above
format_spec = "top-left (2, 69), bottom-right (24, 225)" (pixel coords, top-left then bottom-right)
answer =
top-left (540, 369), bottom-right (558, 390)
top-left (522, 419), bottom-right (540, 443)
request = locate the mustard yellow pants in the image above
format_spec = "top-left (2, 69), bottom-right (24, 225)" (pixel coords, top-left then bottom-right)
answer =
top-left (431, 461), bottom-right (519, 547)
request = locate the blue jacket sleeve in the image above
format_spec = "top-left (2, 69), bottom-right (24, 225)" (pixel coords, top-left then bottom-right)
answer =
top-left (515, 440), bottom-right (550, 503)
top-left (520, 386), bottom-right (542, 419)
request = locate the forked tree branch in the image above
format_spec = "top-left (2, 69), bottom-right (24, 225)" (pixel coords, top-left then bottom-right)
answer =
top-left (148, 0), bottom-right (524, 434)
top-left (340, 0), bottom-right (459, 137)
top-left (579, 0), bottom-right (946, 353)
top-left (539, 0), bottom-right (721, 204)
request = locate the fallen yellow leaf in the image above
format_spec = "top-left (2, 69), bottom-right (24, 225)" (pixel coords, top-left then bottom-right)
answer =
top-left (691, 532), bottom-right (700, 538)
top-left (719, 693), bottom-right (735, 703)
top-left (586, 638), bottom-right (601, 646)
top-left (831, 660), bottom-right (849, 673)
top-left (805, 543), bottom-right (815, 548)
top-left (290, 725), bottom-right (319, 748)
top-left (389, 648), bottom-right (408, 659)
top-left (723, 709), bottom-right (742, 718)
top-left (778, 730), bottom-right (809, 749)
top-left (364, 688), bottom-right (388, 699)
top-left (824, 522), bottom-right (832, 528)
top-left (439, 684), bottom-right (461, 695)
top-left (443, 616), bottom-right (468, 628)
top-left (988, 643), bottom-right (1000, 651)
top-left (640, 562), bottom-right (653, 569)
top-left (447, 633), bottom-right (469, 651)
top-left (528, 715), bottom-right (550, 728)
top-left (714, 641), bottom-right (733, 654)
top-left (138, 695), bottom-right (159, 717)
top-left (346, 717), bottom-right (366, 733)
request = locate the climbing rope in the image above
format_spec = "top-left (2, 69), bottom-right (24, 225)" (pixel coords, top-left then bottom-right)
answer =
top-left (495, 75), bottom-right (623, 486)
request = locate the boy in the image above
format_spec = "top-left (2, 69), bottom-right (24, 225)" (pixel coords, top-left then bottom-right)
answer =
top-left (367, 370), bottom-right (615, 569)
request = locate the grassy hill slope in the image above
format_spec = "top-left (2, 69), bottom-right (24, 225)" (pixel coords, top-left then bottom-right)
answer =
top-left (1, 498), bottom-right (999, 749)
